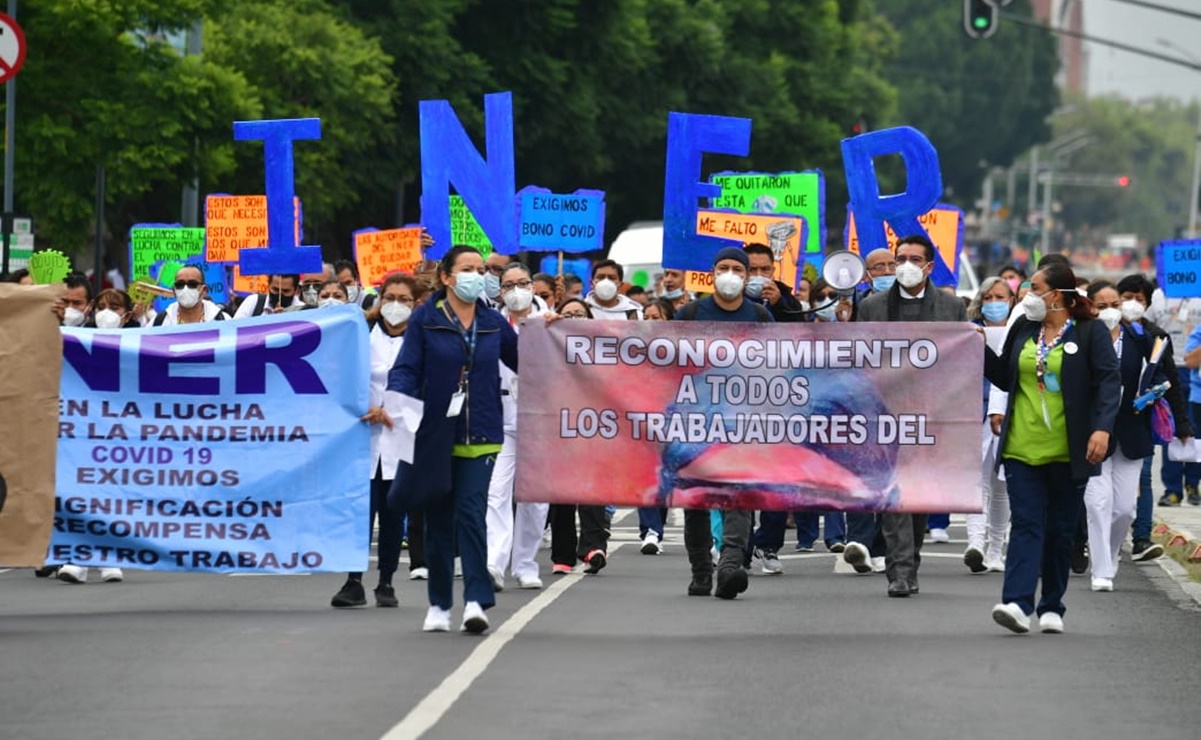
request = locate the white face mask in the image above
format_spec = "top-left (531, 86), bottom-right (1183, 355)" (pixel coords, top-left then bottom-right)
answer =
top-left (1021, 291), bottom-right (1048, 322)
top-left (380, 302), bottom-right (411, 327)
top-left (301, 286), bottom-right (320, 307)
top-left (345, 284), bottom-right (361, 303)
top-left (94, 309), bottom-right (122, 329)
top-left (714, 271), bottom-right (745, 300)
top-left (63, 307), bottom-right (86, 327)
top-left (1098, 307), bottom-right (1122, 331)
top-left (176, 287), bottom-right (201, 309)
top-left (1121, 299), bottom-right (1146, 323)
top-left (798, 300), bottom-right (811, 313)
top-left (318, 297), bottom-right (346, 308)
top-left (593, 278), bottom-right (619, 302)
top-left (504, 287), bottom-right (534, 312)
top-left (895, 261), bottom-right (926, 289)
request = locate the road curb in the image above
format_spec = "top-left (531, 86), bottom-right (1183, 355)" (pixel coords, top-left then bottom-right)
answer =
top-left (1150, 518), bottom-right (1201, 609)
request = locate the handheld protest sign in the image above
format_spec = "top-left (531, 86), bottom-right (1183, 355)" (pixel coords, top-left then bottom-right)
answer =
top-left (662, 112), bottom-right (752, 273)
top-left (232, 118), bottom-right (323, 275)
top-left (129, 225), bottom-right (206, 287)
top-left (841, 127), bottom-right (954, 286)
top-left (353, 227), bottom-right (424, 286)
top-left (1157, 240), bottom-right (1201, 298)
top-left (28, 250), bottom-right (71, 285)
top-left (420, 92), bottom-right (517, 259)
top-left (845, 204), bottom-right (964, 288)
top-left (538, 255), bottom-right (591, 288)
top-left (153, 260), bottom-right (230, 309)
top-left (205, 195), bottom-right (302, 264)
top-left (518, 187), bottom-right (606, 253)
top-left (684, 212), bottom-right (807, 293)
top-left (709, 171), bottom-right (826, 281)
top-left (450, 195), bottom-right (494, 257)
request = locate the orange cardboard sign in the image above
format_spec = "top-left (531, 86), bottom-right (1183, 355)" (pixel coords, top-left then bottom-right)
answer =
top-left (231, 266), bottom-right (270, 296)
top-left (353, 228), bottom-right (424, 286)
top-left (684, 210), bottom-right (805, 293)
top-left (205, 195), bottom-right (301, 264)
top-left (845, 207), bottom-right (962, 275)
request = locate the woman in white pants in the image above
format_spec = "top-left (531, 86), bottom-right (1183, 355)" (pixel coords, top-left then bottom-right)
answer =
top-left (966, 277), bottom-right (1013, 573)
top-left (486, 263), bottom-right (548, 591)
top-left (1084, 279), bottom-right (1194, 591)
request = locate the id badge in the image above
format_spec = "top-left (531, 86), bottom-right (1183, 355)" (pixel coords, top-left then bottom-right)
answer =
top-left (447, 391), bottom-right (466, 417)
top-left (1045, 372), bottom-right (1062, 393)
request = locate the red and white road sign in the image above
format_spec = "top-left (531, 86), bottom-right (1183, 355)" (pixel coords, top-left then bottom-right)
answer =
top-left (0, 13), bottom-right (26, 85)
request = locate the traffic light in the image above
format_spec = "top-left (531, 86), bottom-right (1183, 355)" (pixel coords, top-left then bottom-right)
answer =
top-left (1117, 175), bottom-right (1131, 187)
top-left (963, 0), bottom-right (998, 40)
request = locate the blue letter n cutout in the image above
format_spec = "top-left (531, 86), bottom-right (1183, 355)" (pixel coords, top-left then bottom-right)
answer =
top-left (841, 126), bottom-right (953, 286)
top-left (233, 118), bottom-right (324, 276)
top-left (662, 113), bottom-right (753, 272)
top-left (419, 92), bottom-right (517, 260)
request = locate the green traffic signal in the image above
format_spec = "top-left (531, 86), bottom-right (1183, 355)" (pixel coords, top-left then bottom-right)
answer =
top-left (963, 0), bottom-right (998, 39)
top-left (973, 17), bottom-right (990, 29)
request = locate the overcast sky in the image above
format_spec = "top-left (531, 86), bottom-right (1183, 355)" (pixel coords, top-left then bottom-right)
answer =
top-left (1086, 0), bottom-right (1201, 102)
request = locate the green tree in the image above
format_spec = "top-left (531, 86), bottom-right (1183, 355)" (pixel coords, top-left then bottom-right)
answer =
top-left (876, 0), bottom-right (1059, 205)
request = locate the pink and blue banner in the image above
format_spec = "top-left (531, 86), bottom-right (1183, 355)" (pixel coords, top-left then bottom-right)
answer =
top-left (49, 307), bottom-right (371, 572)
top-left (516, 321), bottom-right (983, 513)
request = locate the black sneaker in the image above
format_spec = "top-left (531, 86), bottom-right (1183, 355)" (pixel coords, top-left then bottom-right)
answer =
top-left (331, 578), bottom-right (367, 608)
top-left (688, 572), bottom-right (713, 596)
top-left (1159, 491), bottom-right (1182, 506)
top-left (1189, 485), bottom-right (1201, 506)
top-left (33, 565), bottom-right (59, 578)
top-left (1131, 540), bottom-right (1165, 562)
top-left (582, 549), bottom-right (607, 575)
top-left (373, 584), bottom-right (398, 608)
top-left (1071, 543), bottom-right (1089, 575)
top-left (714, 567), bottom-right (749, 600)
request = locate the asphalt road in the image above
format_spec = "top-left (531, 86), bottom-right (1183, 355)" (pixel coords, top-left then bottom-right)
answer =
top-left (3, 512), bottom-right (1200, 740)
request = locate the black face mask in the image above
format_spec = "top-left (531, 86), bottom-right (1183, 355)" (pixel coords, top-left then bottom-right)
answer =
top-left (269, 292), bottom-right (294, 309)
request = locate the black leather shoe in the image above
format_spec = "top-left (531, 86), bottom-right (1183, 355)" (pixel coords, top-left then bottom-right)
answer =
top-left (714, 567), bottom-right (749, 600)
top-left (909, 579), bottom-right (919, 594)
top-left (887, 580), bottom-right (912, 598)
top-left (688, 572), bottom-right (713, 596)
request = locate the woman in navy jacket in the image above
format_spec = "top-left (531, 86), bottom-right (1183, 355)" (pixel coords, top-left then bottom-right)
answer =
top-left (387, 246), bottom-right (519, 634)
top-left (983, 263), bottom-right (1120, 635)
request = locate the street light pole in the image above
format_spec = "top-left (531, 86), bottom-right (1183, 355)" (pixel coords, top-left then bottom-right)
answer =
top-left (1158, 38), bottom-right (1201, 237)
top-left (2, 0), bottom-right (18, 277)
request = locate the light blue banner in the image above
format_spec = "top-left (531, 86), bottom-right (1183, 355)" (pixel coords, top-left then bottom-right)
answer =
top-left (518, 187), bottom-right (606, 253)
top-left (49, 306), bottom-right (371, 573)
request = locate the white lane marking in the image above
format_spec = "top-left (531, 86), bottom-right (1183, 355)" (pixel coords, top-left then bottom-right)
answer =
top-left (381, 542), bottom-right (626, 740)
top-left (0, 569), bottom-right (11, 575)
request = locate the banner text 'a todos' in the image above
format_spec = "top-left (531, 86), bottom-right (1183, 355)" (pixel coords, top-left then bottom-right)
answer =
top-left (51, 308), bottom-right (371, 572)
top-left (516, 321), bottom-right (982, 513)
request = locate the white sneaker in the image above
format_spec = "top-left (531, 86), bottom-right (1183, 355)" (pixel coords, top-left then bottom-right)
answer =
top-left (461, 601), bottom-right (489, 634)
top-left (1090, 577), bottom-right (1114, 592)
top-left (540, 526), bottom-right (552, 550)
top-left (711, 546), bottom-right (720, 567)
top-left (488, 566), bottom-right (505, 592)
top-left (929, 528), bottom-right (950, 544)
top-left (57, 564), bottom-right (87, 584)
top-left (871, 557), bottom-right (887, 574)
top-left (454, 557), bottom-right (463, 579)
top-left (991, 602), bottom-right (1031, 634)
top-left (409, 567), bottom-right (429, 581)
top-left (1039, 612), bottom-right (1064, 634)
top-left (516, 574), bottom-right (543, 590)
top-left (640, 531), bottom-right (661, 555)
top-left (984, 556), bottom-right (1005, 573)
top-left (99, 568), bottom-right (124, 583)
top-left (842, 542), bottom-right (872, 574)
top-left (422, 606), bottom-right (451, 633)
top-left (755, 548), bottom-right (784, 575)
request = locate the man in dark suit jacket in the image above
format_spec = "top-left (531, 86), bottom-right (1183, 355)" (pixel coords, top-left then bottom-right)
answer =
top-left (856, 234), bottom-right (967, 597)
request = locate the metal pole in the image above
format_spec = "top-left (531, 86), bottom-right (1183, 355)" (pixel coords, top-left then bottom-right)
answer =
top-left (1027, 147), bottom-right (1039, 218)
top-left (1041, 171), bottom-right (1053, 254)
top-left (1189, 106), bottom-right (1201, 238)
top-left (180, 21), bottom-right (202, 227)
top-left (94, 163), bottom-right (105, 294)
top-left (2, 0), bottom-right (16, 276)
top-left (1006, 166), bottom-right (1016, 216)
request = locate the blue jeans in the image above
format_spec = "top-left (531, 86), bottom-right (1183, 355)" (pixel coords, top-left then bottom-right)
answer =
top-left (753, 511), bottom-right (789, 550)
top-left (1000, 460), bottom-right (1086, 617)
top-left (1133, 454), bottom-right (1154, 542)
top-left (795, 511), bottom-right (846, 547)
top-left (638, 507), bottom-right (667, 538)
top-left (846, 512), bottom-right (885, 557)
top-left (927, 513), bottom-right (950, 530)
top-left (425, 455), bottom-right (496, 611)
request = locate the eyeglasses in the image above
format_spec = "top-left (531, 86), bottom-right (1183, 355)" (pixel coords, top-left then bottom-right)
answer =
top-left (817, 293), bottom-right (837, 301)
top-left (502, 279), bottom-right (533, 291)
top-left (485, 265), bottom-right (506, 276)
top-left (174, 280), bottom-right (202, 290)
top-left (894, 255), bottom-right (926, 265)
top-left (560, 312), bottom-right (589, 319)
top-left (381, 295), bottom-right (415, 306)
top-left (867, 262), bottom-right (897, 274)
top-left (300, 281), bottom-right (322, 289)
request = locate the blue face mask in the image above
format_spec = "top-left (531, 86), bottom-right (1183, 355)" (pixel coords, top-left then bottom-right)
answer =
top-left (484, 272), bottom-right (501, 300)
top-left (980, 300), bottom-right (1011, 324)
top-left (662, 288), bottom-right (684, 300)
top-left (745, 275), bottom-right (771, 299)
top-left (452, 271), bottom-right (486, 303)
top-left (815, 304), bottom-right (838, 322)
top-left (872, 275), bottom-right (896, 294)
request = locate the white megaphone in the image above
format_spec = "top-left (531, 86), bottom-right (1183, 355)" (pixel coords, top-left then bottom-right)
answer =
top-left (821, 250), bottom-right (867, 294)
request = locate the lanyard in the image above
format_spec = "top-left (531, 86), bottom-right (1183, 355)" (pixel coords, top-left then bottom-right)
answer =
top-left (445, 304), bottom-right (478, 386)
top-left (1035, 319), bottom-right (1073, 429)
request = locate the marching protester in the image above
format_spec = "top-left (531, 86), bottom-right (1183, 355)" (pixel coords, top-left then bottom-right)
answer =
top-left (965, 276), bottom-right (1015, 574)
top-left (55, 273), bottom-right (93, 327)
top-left (637, 297), bottom-right (674, 553)
top-left (486, 263), bottom-right (549, 590)
top-left (297, 266), bottom-right (335, 308)
top-left (483, 252), bottom-right (510, 307)
top-left (856, 234), bottom-right (967, 598)
top-left (334, 259), bottom-right (376, 310)
top-left (152, 265), bottom-right (230, 325)
top-left (86, 288), bottom-right (142, 329)
top-left (532, 272), bottom-right (558, 307)
top-left (675, 247), bottom-right (773, 600)
top-left (744, 243), bottom-right (805, 321)
top-left (984, 263), bottom-right (1120, 634)
top-left (659, 268), bottom-right (690, 311)
top-left (332, 273), bottom-right (423, 609)
top-left (584, 259), bottom-right (643, 320)
top-left (314, 281), bottom-right (350, 308)
top-left (641, 297), bottom-right (675, 323)
top-left (385, 246), bottom-right (519, 634)
top-left (562, 274), bottom-right (584, 299)
top-left (546, 297), bottom-right (613, 576)
top-left (233, 274), bottom-right (300, 317)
